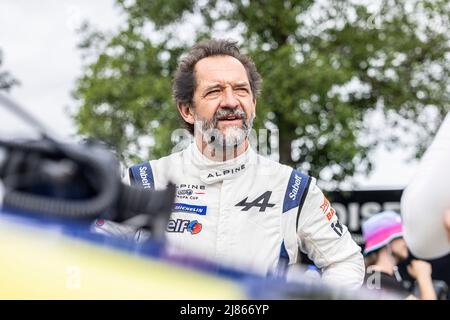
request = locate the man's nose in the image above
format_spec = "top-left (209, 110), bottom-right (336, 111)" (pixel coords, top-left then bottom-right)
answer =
top-left (220, 87), bottom-right (239, 108)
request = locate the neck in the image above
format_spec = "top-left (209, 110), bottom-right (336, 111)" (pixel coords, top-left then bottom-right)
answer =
top-left (195, 136), bottom-right (249, 162)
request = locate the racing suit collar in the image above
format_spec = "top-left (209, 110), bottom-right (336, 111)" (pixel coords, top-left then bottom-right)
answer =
top-left (188, 141), bottom-right (257, 184)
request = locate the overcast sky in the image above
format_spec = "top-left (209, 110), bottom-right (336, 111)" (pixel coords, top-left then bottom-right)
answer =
top-left (0, 0), bottom-right (123, 137)
top-left (0, 0), bottom-right (420, 189)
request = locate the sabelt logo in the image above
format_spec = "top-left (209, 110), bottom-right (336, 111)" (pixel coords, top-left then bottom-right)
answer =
top-left (139, 166), bottom-right (152, 189)
top-left (282, 170), bottom-right (309, 213)
top-left (288, 174), bottom-right (302, 201)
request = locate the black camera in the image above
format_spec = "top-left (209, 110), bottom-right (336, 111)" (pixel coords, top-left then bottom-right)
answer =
top-left (0, 94), bottom-right (175, 240)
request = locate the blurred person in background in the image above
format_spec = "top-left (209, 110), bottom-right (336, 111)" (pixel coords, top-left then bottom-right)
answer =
top-left (401, 112), bottom-right (450, 260)
top-left (363, 211), bottom-right (436, 300)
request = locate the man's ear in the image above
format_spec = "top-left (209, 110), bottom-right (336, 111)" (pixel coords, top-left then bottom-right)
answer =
top-left (251, 96), bottom-right (257, 115)
top-left (177, 102), bottom-right (195, 125)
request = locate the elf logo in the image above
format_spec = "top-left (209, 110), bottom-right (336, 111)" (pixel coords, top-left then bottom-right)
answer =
top-left (166, 219), bottom-right (202, 235)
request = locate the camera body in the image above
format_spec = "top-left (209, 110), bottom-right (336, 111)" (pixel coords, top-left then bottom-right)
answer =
top-left (0, 138), bottom-right (175, 239)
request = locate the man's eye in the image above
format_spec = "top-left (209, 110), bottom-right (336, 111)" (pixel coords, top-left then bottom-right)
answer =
top-left (206, 90), bottom-right (220, 96)
top-left (235, 88), bottom-right (249, 94)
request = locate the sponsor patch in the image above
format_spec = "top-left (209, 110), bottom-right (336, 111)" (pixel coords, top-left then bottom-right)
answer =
top-left (177, 189), bottom-right (193, 196)
top-left (206, 164), bottom-right (246, 179)
top-left (175, 184), bottom-right (206, 200)
top-left (176, 184), bottom-right (206, 190)
top-left (129, 162), bottom-right (154, 189)
top-left (173, 203), bottom-right (207, 215)
top-left (282, 170), bottom-right (310, 213)
top-left (235, 191), bottom-right (275, 212)
top-left (331, 220), bottom-right (344, 237)
top-left (320, 196), bottom-right (335, 221)
top-left (166, 219), bottom-right (202, 234)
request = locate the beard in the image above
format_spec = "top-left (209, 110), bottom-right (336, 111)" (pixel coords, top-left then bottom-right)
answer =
top-left (193, 107), bottom-right (254, 148)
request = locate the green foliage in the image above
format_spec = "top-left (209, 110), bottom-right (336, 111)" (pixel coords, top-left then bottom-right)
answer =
top-left (73, 0), bottom-right (449, 185)
top-left (0, 49), bottom-right (19, 92)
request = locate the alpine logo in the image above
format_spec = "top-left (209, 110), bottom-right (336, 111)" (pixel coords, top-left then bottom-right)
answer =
top-left (176, 184), bottom-right (206, 200)
top-left (235, 191), bottom-right (275, 212)
top-left (139, 166), bottom-right (152, 189)
top-left (207, 164), bottom-right (246, 178)
top-left (176, 184), bottom-right (206, 191)
top-left (173, 203), bottom-right (207, 215)
top-left (166, 219), bottom-right (202, 235)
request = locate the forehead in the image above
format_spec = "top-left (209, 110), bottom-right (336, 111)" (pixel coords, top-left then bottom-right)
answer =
top-left (194, 55), bottom-right (250, 88)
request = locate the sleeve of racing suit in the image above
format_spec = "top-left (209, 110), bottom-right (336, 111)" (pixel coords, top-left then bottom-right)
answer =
top-left (122, 170), bottom-right (131, 185)
top-left (297, 178), bottom-right (365, 289)
top-left (92, 163), bottom-right (151, 240)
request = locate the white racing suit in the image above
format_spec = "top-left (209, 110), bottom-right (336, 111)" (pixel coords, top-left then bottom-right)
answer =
top-left (100, 143), bottom-right (364, 289)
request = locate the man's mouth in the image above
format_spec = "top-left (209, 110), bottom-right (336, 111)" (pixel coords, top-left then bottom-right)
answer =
top-left (217, 115), bottom-right (243, 125)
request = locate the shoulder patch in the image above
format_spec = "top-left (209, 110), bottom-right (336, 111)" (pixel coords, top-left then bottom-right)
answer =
top-left (128, 162), bottom-right (155, 189)
top-left (282, 169), bottom-right (310, 213)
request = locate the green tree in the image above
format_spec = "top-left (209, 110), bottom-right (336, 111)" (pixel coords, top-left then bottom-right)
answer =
top-left (0, 49), bottom-right (18, 91)
top-left (73, 0), bottom-right (449, 185)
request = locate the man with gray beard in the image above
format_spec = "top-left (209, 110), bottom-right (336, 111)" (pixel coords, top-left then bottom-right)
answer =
top-left (196, 106), bottom-right (253, 151)
top-left (102, 39), bottom-right (364, 289)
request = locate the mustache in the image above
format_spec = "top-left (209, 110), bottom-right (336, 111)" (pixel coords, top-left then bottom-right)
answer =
top-left (212, 108), bottom-right (247, 127)
top-left (194, 107), bottom-right (254, 147)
